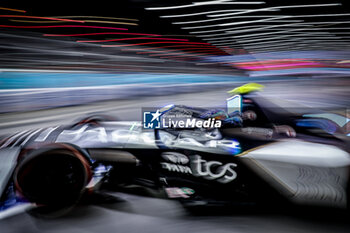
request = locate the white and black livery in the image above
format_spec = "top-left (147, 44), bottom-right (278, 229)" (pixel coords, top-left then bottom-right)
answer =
top-left (0, 84), bottom-right (349, 215)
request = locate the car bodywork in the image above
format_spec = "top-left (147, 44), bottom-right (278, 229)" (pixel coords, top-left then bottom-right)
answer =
top-left (0, 87), bottom-right (349, 215)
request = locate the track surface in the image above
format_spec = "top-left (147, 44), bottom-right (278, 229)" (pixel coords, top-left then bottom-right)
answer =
top-left (1, 192), bottom-right (350, 233)
top-left (0, 79), bottom-right (350, 232)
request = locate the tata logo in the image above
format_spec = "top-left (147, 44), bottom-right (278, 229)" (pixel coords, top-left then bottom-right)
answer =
top-left (161, 152), bottom-right (192, 174)
top-left (143, 110), bottom-right (162, 129)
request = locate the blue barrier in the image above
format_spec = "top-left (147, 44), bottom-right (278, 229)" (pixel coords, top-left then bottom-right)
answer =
top-left (0, 72), bottom-right (250, 113)
top-left (0, 71), bottom-right (301, 113)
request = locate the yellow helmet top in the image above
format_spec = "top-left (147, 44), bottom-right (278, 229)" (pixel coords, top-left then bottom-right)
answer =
top-left (228, 83), bottom-right (264, 95)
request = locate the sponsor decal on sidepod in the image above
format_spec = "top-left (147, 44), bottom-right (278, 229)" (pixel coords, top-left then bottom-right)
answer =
top-left (161, 152), bottom-right (237, 183)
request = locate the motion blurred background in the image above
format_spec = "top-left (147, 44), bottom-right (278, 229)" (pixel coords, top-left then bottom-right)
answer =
top-left (0, 1), bottom-right (350, 232)
top-left (0, 0), bottom-right (349, 113)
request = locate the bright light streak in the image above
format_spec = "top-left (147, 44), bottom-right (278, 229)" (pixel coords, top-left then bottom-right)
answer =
top-left (207, 3), bottom-right (342, 17)
top-left (0, 7), bottom-right (26, 13)
top-left (166, 47), bottom-right (223, 52)
top-left (10, 19), bottom-right (138, 26)
top-left (212, 34), bottom-right (342, 45)
top-left (102, 41), bottom-right (211, 47)
top-left (190, 21), bottom-right (348, 35)
top-left (267, 13), bottom-right (350, 22)
top-left (199, 29), bottom-right (331, 39)
top-left (161, 56), bottom-right (200, 61)
top-left (0, 25), bottom-right (128, 30)
top-left (247, 44), bottom-right (350, 52)
top-left (235, 39), bottom-right (350, 48)
top-left (9, 20), bottom-right (72, 24)
top-left (121, 45), bottom-right (220, 52)
top-left (44, 32), bottom-right (160, 37)
top-left (245, 46), bottom-right (310, 53)
top-left (0, 15), bottom-right (84, 23)
top-left (173, 15), bottom-right (285, 25)
top-left (243, 42), bottom-right (350, 51)
top-left (210, 42), bottom-right (245, 46)
top-left (217, 15), bottom-right (284, 18)
top-left (192, 0), bottom-right (263, 6)
top-left (214, 44), bottom-right (242, 48)
top-left (203, 38), bottom-right (237, 44)
top-left (220, 16), bottom-right (304, 27)
top-left (215, 38), bottom-right (348, 47)
top-left (242, 42), bottom-right (309, 49)
top-left (159, 57), bottom-right (194, 61)
top-left (77, 37), bottom-right (189, 43)
top-left (246, 48), bottom-right (303, 53)
top-left (159, 9), bottom-right (277, 18)
top-left (239, 62), bottom-right (322, 69)
top-left (331, 32), bottom-right (350, 34)
top-left (82, 20), bottom-right (137, 25)
top-left (209, 51), bottom-right (350, 63)
top-left (189, 25), bottom-right (264, 34)
top-left (233, 34), bottom-right (342, 43)
top-left (197, 24), bottom-right (324, 37)
top-left (216, 29), bottom-right (333, 40)
top-left (136, 48), bottom-right (224, 54)
top-left (139, 49), bottom-right (226, 55)
top-left (146, 1), bottom-right (265, 10)
top-left (236, 59), bottom-right (310, 65)
top-left (140, 50), bottom-right (226, 57)
top-left (160, 53), bottom-right (208, 58)
top-left (224, 23), bottom-right (350, 35)
top-left (211, 36), bottom-right (349, 47)
top-left (148, 51), bottom-right (222, 57)
top-left (182, 20), bottom-right (304, 30)
top-left (51, 16), bottom-right (138, 21)
top-left (249, 68), bottom-right (350, 76)
top-left (221, 38), bottom-right (307, 46)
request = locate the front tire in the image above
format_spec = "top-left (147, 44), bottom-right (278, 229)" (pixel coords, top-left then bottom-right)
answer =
top-left (14, 144), bottom-right (91, 209)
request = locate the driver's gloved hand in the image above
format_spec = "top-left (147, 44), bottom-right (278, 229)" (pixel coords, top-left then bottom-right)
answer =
top-left (223, 116), bottom-right (243, 126)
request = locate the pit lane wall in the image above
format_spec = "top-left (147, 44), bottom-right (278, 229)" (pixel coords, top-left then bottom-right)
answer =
top-left (0, 71), bottom-right (298, 113)
top-left (0, 71), bottom-right (240, 113)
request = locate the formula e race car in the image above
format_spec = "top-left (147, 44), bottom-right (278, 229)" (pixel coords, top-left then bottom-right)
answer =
top-left (0, 83), bottom-right (349, 216)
